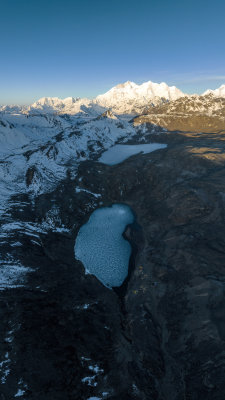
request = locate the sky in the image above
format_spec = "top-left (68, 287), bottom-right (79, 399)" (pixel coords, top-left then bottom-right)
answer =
top-left (1, 0), bottom-right (225, 104)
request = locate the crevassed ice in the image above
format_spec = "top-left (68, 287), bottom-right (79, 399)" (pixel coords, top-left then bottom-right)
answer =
top-left (98, 143), bottom-right (167, 165)
top-left (74, 204), bottom-right (134, 288)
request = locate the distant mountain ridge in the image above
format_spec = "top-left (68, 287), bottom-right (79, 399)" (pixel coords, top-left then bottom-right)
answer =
top-left (1, 81), bottom-right (225, 115)
top-left (27, 80), bottom-right (186, 115)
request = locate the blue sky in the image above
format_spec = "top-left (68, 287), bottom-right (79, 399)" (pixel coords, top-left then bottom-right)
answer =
top-left (1, 0), bottom-right (225, 104)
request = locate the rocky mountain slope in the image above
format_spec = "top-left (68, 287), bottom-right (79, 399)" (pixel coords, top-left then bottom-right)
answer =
top-left (134, 94), bottom-right (225, 132)
top-left (0, 83), bottom-right (225, 399)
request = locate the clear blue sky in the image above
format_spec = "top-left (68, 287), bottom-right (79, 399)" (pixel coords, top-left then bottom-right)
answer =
top-left (1, 0), bottom-right (225, 104)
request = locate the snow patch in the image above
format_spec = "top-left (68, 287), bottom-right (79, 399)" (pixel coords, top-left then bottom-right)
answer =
top-left (15, 389), bottom-right (26, 397)
top-left (76, 187), bottom-right (101, 198)
top-left (0, 255), bottom-right (33, 290)
top-left (0, 352), bottom-right (10, 384)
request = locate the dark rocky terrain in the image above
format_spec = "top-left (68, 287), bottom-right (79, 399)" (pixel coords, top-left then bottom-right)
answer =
top-left (1, 113), bottom-right (225, 399)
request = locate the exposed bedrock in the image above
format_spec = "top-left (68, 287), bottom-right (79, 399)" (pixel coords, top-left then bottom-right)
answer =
top-left (1, 129), bottom-right (225, 399)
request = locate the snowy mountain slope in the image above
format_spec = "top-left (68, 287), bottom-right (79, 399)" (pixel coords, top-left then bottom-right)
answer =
top-left (95, 81), bottom-right (185, 114)
top-left (0, 113), bottom-right (70, 155)
top-left (0, 111), bottom-right (135, 216)
top-left (203, 84), bottom-right (225, 98)
top-left (28, 81), bottom-right (185, 116)
top-left (0, 104), bottom-right (25, 114)
top-left (28, 97), bottom-right (106, 116)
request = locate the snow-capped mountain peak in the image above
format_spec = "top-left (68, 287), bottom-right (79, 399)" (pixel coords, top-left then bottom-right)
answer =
top-left (203, 84), bottom-right (225, 97)
top-left (95, 80), bottom-right (185, 114)
top-left (96, 80), bottom-right (185, 101)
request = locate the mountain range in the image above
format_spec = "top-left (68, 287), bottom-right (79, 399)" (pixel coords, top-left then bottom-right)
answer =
top-left (1, 79), bottom-right (225, 216)
top-left (1, 81), bottom-right (225, 115)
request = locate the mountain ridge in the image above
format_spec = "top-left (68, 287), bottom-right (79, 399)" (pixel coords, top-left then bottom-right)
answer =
top-left (1, 81), bottom-right (225, 115)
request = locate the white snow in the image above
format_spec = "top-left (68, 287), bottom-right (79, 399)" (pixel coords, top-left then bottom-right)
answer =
top-left (88, 365), bottom-right (104, 373)
top-left (76, 303), bottom-right (90, 310)
top-left (0, 352), bottom-right (11, 384)
top-left (41, 206), bottom-right (70, 233)
top-left (95, 80), bottom-right (185, 113)
top-left (203, 84), bottom-right (225, 98)
top-left (10, 242), bottom-right (23, 247)
top-left (81, 356), bottom-right (91, 362)
top-left (29, 96), bottom-right (104, 116)
top-left (81, 363), bottom-right (104, 388)
top-left (0, 259), bottom-right (33, 290)
top-left (5, 329), bottom-right (14, 343)
top-left (86, 397), bottom-right (101, 400)
top-left (81, 376), bottom-right (97, 387)
top-left (15, 389), bottom-right (26, 397)
top-left (76, 187), bottom-right (101, 198)
top-left (98, 143), bottom-right (167, 165)
top-left (1, 222), bottom-right (45, 238)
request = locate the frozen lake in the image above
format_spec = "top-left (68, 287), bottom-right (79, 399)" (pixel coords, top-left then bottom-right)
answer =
top-left (74, 204), bottom-right (134, 288)
top-left (98, 143), bottom-right (167, 165)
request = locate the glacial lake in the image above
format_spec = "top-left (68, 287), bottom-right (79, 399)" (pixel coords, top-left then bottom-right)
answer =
top-left (74, 204), bottom-right (134, 288)
top-left (98, 143), bottom-right (167, 165)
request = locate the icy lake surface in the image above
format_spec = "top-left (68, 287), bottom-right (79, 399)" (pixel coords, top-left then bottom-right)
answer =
top-left (74, 204), bottom-right (134, 288)
top-left (98, 143), bottom-right (167, 165)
